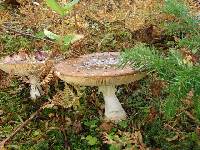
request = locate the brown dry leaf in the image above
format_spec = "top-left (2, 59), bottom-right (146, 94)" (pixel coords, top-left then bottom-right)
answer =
top-left (195, 126), bottom-right (200, 136)
top-left (40, 69), bottom-right (54, 87)
top-left (163, 123), bottom-right (182, 139)
top-left (0, 145), bottom-right (6, 150)
top-left (173, 36), bottom-right (180, 42)
top-left (68, 41), bottom-right (87, 58)
top-left (0, 110), bottom-right (3, 116)
top-left (150, 79), bottom-right (167, 97)
top-left (182, 90), bottom-right (194, 106)
top-left (0, 73), bottom-right (13, 90)
top-left (34, 41), bottom-right (47, 50)
top-left (64, 117), bottom-right (72, 127)
top-left (4, 0), bottom-right (19, 5)
top-left (72, 120), bottom-right (82, 134)
top-left (78, 0), bottom-right (161, 32)
top-left (180, 48), bottom-right (199, 65)
top-left (187, 0), bottom-right (200, 15)
top-left (166, 133), bottom-right (179, 142)
top-left (0, 10), bottom-right (11, 26)
top-left (0, 70), bottom-right (3, 80)
top-left (100, 121), bottom-right (114, 132)
top-left (133, 25), bottom-right (155, 43)
top-left (48, 83), bottom-right (82, 109)
top-left (134, 131), bottom-right (149, 150)
top-left (18, 1), bottom-right (55, 29)
top-left (185, 111), bottom-right (196, 121)
top-left (48, 113), bottom-right (54, 118)
top-left (102, 129), bottom-right (150, 149)
top-left (145, 107), bottom-right (158, 123)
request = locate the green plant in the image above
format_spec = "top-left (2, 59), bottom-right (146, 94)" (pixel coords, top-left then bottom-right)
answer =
top-left (46, 0), bottom-right (79, 17)
top-left (103, 130), bottom-right (148, 150)
top-left (121, 43), bottom-right (200, 119)
top-left (162, 0), bottom-right (199, 34)
top-left (44, 0), bottom-right (83, 51)
top-left (85, 135), bottom-right (98, 146)
top-left (162, 0), bottom-right (200, 54)
top-left (0, 34), bottom-right (31, 54)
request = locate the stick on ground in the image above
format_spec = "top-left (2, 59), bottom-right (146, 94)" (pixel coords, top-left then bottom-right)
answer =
top-left (0, 102), bottom-right (49, 150)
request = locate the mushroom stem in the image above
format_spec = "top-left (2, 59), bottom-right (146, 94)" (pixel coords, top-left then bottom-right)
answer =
top-left (29, 75), bottom-right (43, 100)
top-left (99, 85), bottom-right (126, 121)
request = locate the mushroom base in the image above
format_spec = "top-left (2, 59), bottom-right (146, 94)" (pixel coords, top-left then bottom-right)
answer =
top-left (29, 76), bottom-right (43, 100)
top-left (99, 85), bottom-right (126, 122)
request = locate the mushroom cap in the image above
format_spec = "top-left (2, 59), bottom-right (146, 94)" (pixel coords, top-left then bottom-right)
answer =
top-left (55, 52), bottom-right (146, 86)
top-left (0, 51), bottom-right (61, 76)
top-left (0, 62), bottom-right (47, 76)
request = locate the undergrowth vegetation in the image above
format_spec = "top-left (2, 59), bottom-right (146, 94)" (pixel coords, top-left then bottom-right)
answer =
top-left (0, 0), bottom-right (200, 149)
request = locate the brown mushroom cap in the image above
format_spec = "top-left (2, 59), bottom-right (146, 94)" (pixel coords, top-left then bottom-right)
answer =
top-left (0, 62), bottom-right (47, 76)
top-left (0, 51), bottom-right (61, 76)
top-left (55, 52), bottom-right (146, 86)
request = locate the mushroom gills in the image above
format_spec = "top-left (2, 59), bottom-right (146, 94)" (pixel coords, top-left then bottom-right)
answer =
top-left (29, 76), bottom-right (43, 100)
top-left (99, 85), bottom-right (126, 121)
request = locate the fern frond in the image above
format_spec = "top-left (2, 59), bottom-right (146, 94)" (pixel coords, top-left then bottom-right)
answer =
top-left (121, 43), bottom-right (200, 119)
top-left (49, 83), bottom-right (83, 109)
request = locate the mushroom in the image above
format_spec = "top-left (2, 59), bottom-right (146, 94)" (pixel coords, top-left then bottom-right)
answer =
top-left (0, 51), bottom-right (59, 100)
top-left (54, 52), bottom-right (146, 121)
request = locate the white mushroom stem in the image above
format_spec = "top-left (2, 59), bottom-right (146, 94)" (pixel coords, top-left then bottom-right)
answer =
top-left (99, 85), bottom-right (126, 121)
top-left (29, 75), bottom-right (43, 100)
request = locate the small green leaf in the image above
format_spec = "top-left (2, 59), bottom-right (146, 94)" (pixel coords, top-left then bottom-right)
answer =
top-left (164, 97), bottom-right (177, 119)
top-left (44, 29), bottom-right (60, 40)
top-left (64, 0), bottom-right (79, 12)
top-left (63, 35), bottom-right (75, 46)
top-left (32, 130), bottom-right (41, 137)
top-left (85, 135), bottom-right (97, 146)
top-left (44, 29), bottom-right (83, 47)
top-left (46, 0), bottom-right (65, 16)
top-left (63, 34), bottom-right (84, 46)
top-left (35, 31), bottom-right (46, 39)
top-left (118, 120), bottom-right (128, 129)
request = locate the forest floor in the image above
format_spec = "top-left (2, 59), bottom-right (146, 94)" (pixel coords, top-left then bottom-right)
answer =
top-left (0, 0), bottom-right (200, 150)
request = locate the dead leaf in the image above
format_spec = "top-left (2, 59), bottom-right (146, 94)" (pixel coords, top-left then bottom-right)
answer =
top-left (73, 120), bottom-right (82, 134)
top-left (166, 133), bottom-right (179, 142)
top-left (0, 110), bottom-right (4, 116)
top-left (0, 144), bottom-right (6, 150)
top-left (150, 79), bottom-right (167, 97)
top-left (146, 107), bottom-right (158, 123)
top-left (195, 126), bottom-right (200, 136)
top-left (100, 121), bottom-right (114, 132)
top-left (180, 48), bottom-right (199, 64)
top-left (4, 0), bottom-right (20, 5)
top-left (182, 90), bottom-right (194, 106)
top-left (185, 111), bottom-right (196, 121)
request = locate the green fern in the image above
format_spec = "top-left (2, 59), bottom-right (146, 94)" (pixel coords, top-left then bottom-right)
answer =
top-left (162, 0), bottom-right (200, 55)
top-left (162, 0), bottom-right (189, 18)
top-left (162, 0), bottom-right (199, 35)
top-left (121, 43), bottom-right (200, 119)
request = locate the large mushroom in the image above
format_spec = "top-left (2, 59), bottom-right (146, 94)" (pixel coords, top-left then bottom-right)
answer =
top-left (0, 51), bottom-right (60, 99)
top-left (54, 52), bottom-right (146, 121)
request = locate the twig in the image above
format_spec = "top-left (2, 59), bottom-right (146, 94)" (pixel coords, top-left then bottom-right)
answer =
top-left (74, 7), bottom-right (79, 32)
top-left (60, 126), bottom-right (69, 149)
top-left (185, 111), bottom-right (200, 124)
top-left (0, 102), bottom-right (50, 150)
top-left (0, 25), bottom-right (54, 43)
top-left (164, 123), bottom-right (181, 133)
top-left (60, 108), bottom-right (69, 149)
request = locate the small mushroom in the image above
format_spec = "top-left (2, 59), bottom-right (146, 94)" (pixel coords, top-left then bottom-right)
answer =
top-left (54, 52), bottom-right (146, 121)
top-left (0, 51), bottom-right (57, 100)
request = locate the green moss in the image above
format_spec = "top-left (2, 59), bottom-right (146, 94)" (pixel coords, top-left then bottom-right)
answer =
top-left (0, 34), bottom-right (31, 55)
